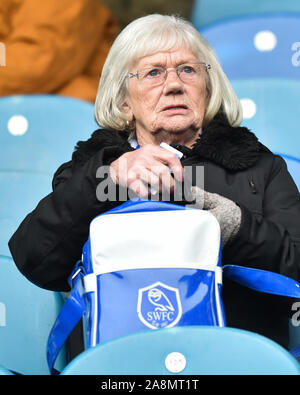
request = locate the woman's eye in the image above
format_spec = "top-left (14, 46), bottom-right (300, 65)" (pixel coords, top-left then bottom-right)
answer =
top-left (182, 66), bottom-right (195, 74)
top-left (146, 68), bottom-right (162, 78)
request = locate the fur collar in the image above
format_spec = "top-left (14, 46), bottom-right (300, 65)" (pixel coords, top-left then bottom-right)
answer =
top-left (72, 114), bottom-right (270, 171)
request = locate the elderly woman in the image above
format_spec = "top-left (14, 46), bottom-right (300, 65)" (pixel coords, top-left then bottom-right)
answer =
top-left (9, 15), bottom-right (300, 349)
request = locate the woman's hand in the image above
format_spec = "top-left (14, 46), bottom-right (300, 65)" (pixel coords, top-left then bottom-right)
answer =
top-left (191, 186), bottom-right (242, 247)
top-left (110, 144), bottom-right (184, 197)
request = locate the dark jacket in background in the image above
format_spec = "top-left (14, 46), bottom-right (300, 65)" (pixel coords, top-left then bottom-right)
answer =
top-left (9, 116), bottom-right (300, 348)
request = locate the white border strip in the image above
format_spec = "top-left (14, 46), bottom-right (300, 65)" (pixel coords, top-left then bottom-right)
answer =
top-left (84, 274), bottom-right (97, 293)
top-left (91, 261), bottom-right (221, 276)
top-left (214, 267), bottom-right (224, 327)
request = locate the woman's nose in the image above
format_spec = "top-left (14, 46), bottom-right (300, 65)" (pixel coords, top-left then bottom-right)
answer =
top-left (163, 69), bottom-right (184, 95)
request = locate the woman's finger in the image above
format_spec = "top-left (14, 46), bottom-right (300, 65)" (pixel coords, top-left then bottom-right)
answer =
top-left (110, 144), bottom-right (184, 193)
top-left (127, 178), bottom-right (150, 198)
top-left (128, 164), bottom-right (161, 193)
top-left (152, 147), bottom-right (184, 182)
top-left (149, 162), bottom-right (176, 193)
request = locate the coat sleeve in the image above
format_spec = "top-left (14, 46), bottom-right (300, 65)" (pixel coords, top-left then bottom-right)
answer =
top-left (0, 0), bottom-right (116, 95)
top-left (8, 147), bottom-right (125, 292)
top-left (222, 155), bottom-right (300, 282)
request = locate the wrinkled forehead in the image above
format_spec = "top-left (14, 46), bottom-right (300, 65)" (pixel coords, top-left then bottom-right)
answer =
top-left (127, 33), bottom-right (201, 71)
top-left (131, 47), bottom-right (200, 70)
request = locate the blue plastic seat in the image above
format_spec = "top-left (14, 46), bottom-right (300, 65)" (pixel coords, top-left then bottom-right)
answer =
top-left (0, 365), bottom-right (14, 375)
top-left (0, 94), bottom-right (98, 256)
top-left (0, 95), bottom-right (99, 374)
top-left (191, 0), bottom-right (300, 29)
top-left (198, 15), bottom-right (300, 80)
top-left (0, 171), bottom-right (52, 257)
top-left (231, 78), bottom-right (300, 160)
top-left (60, 326), bottom-right (300, 375)
top-left (0, 256), bottom-right (66, 375)
top-left (0, 94), bottom-right (98, 175)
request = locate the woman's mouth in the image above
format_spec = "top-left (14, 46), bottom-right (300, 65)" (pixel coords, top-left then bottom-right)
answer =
top-left (162, 105), bottom-right (189, 115)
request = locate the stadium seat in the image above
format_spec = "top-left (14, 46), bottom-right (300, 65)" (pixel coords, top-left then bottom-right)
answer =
top-left (0, 365), bottom-right (14, 375)
top-left (0, 256), bottom-right (67, 375)
top-left (0, 94), bottom-right (98, 256)
top-left (0, 171), bottom-right (52, 257)
top-left (231, 78), bottom-right (300, 160)
top-left (191, 0), bottom-right (300, 30)
top-left (198, 15), bottom-right (300, 80)
top-left (0, 94), bottom-right (98, 176)
top-left (60, 326), bottom-right (300, 375)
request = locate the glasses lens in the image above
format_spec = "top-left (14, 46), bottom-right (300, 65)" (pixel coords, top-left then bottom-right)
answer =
top-left (178, 63), bottom-right (204, 83)
top-left (139, 67), bottom-right (165, 85)
top-left (135, 63), bottom-right (209, 86)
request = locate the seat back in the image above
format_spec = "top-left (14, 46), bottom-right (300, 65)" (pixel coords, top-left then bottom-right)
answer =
top-left (0, 171), bottom-right (52, 256)
top-left (0, 256), bottom-right (66, 375)
top-left (191, 0), bottom-right (300, 29)
top-left (0, 94), bottom-right (97, 256)
top-left (0, 94), bottom-right (97, 175)
top-left (198, 15), bottom-right (300, 80)
top-left (61, 326), bottom-right (300, 375)
top-left (0, 365), bottom-right (14, 375)
top-left (0, 95), bottom-right (96, 374)
top-left (231, 78), bottom-right (300, 160)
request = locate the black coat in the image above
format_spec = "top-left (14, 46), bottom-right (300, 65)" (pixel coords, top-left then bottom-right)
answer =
top-left (9, 116), bottom-right (300, 348)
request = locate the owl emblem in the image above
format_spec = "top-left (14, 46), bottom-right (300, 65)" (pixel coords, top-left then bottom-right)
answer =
top-left (137, 281), bottom-right (182, 329)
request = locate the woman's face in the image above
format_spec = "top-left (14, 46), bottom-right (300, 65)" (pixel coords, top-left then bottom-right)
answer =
top-left (124, 46), bottom-right (208, 144)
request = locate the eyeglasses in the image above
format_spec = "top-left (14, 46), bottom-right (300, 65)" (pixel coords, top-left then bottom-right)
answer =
top-left (128, 62), bottom-right (211, 86)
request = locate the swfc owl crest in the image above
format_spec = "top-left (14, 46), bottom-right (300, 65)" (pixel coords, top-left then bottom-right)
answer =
top-left (137, 282), bottom-right (182, 329)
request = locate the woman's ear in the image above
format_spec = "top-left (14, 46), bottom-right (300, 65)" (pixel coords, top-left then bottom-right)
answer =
top-left (122, 100), bottom-right (133, 121)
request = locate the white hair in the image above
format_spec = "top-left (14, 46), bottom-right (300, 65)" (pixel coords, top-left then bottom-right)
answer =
top-left (95, 14), bottom-right (243, 131)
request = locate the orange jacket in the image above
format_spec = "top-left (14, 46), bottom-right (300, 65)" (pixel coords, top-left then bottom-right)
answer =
top-left (0, 0), bottom-right (119, 102)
